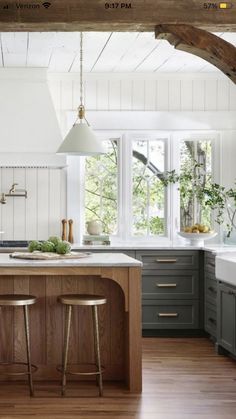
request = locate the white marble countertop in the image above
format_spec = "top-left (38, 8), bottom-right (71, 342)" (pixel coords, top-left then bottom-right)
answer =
top-left (71, 243), bottom-right (236, 254)
top-left (0, 252), bottom-right (142, 267)
top-left (1, 244), bottom-right (236, 255)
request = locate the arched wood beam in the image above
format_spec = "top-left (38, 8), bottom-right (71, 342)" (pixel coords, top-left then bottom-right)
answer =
top-left (155, 24), bottom-right (236, 84)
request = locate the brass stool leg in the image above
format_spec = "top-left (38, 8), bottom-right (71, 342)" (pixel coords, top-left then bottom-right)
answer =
top-left (23, 305), bottom-right (34, 397)
top-left (92, 305), bottom-right (103, 396)
top-left (62, 305), bottom-right (72, 396)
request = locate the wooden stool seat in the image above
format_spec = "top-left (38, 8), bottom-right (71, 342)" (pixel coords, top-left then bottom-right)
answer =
top-left (58, 294), bottom-right (107, 306)
top-left (0, 294), bottom-right (36, 306)
top-left (58, 293), bottom-right (107, 397)
top-left (0, 294), bottom-right (37, 396)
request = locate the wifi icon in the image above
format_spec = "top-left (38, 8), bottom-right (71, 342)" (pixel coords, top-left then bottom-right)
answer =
top-left (42, 2), bottom-right (51, 8)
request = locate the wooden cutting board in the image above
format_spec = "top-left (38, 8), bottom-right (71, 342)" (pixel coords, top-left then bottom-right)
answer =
top-left (10, 251), bottom-right (91, 260)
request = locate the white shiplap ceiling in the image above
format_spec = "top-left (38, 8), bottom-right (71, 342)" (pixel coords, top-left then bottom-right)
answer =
top-left (0, 31), bottom-right (235, 73)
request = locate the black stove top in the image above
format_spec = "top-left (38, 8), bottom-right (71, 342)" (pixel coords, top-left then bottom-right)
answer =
top-left (0, 241), bottom-right (28, 247)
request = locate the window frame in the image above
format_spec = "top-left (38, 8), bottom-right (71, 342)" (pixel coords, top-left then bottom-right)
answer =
top-left (124, 132), bottom-right (170, 242)
top-left (66, 128), bottom-right (220, 244)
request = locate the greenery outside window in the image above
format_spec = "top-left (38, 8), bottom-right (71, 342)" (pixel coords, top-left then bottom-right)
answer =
top-left (85, 139), bottom-right (118, 235)
top-left (179, 139), bottom-right (212, 229)
top-left (84, 134), bottom-right (168, 241)
top-left (132, 138), bottom-right (166, 237)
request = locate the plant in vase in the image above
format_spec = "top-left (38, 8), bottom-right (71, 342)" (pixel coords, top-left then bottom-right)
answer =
top-left (162, 161), bottom-right (211, 230)
top-left (162, 160), bottom-right (236, 242)
top-left (204, 182), bottom-right (236, 241)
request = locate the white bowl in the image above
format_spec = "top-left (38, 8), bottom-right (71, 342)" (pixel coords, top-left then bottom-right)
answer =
top-left (178, 231), bottom-right (217, 246)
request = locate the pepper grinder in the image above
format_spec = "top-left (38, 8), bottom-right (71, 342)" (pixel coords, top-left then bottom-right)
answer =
top-left (61, 219), bottom-right (67, 241)
top-left (68, 219), bottom-right (74, 244)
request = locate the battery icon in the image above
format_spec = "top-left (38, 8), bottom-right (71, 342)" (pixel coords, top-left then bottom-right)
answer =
top-left (219, 2), bottom-right (233, 8)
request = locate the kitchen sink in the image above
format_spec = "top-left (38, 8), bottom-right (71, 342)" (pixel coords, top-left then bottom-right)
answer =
top-left (216, 252), bottom-right (236, 286)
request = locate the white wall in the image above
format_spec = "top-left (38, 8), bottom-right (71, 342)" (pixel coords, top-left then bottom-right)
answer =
top-left (0, 168), bottom-right (66, 241)
top-left (48, 73), bottom-right (236, 114)
top-left (1, 71), bottom-right (236, 241)
top-left (48, 72), bottom-right (236, 186)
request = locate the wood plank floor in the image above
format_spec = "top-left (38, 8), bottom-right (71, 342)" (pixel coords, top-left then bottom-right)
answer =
top-left (0, 337), bottom-right (236, 418)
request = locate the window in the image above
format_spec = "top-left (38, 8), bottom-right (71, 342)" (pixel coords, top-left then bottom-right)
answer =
top-left (132, 138), bottom-right (166, 237)
top-left (67, 128), bottom-right (218, 243)
top-left (84, 134), bottom-right (167, 241)
top-left (85, 140), bottom-right (118, 235)
top-left (179, 139), bottom-right (212, 229)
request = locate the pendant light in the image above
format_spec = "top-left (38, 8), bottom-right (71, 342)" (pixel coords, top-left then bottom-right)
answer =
top-left (57, 33), bottom-right (106, 155)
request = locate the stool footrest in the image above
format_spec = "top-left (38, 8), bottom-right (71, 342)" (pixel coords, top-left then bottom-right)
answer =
top-left (0, 362), bottom-right (38, 376)
top-left (57, 363), bottom-right (105, 376)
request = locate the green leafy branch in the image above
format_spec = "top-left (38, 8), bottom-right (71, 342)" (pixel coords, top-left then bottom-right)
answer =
top-left (161, 161), bottom-right (236, 236)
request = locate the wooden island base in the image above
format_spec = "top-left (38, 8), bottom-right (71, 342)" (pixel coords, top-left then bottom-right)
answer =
top-left (0, 265), bottom-right (142, 392)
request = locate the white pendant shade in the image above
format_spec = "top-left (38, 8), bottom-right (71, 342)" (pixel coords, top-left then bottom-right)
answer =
top-left (57, 122), bottom-right (106, 156)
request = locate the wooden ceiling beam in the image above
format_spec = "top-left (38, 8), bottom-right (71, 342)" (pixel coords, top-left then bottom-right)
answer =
top-left (155, 24), bottom-right (236, 84)
top-left (0, 0), bottom-right (236, 31)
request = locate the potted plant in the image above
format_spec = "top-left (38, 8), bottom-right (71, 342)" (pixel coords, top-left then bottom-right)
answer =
top-left (162, 161), bottom-right (236, 243)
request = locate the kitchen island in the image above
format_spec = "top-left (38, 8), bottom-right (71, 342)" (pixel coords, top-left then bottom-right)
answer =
top-left (0, 253), bottom-right (142, 392)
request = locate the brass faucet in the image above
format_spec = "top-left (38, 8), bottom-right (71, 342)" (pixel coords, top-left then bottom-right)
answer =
top-left (8, 183), bottom-right (27, 197)
top-left (0, 183), bottom-right (28, 204)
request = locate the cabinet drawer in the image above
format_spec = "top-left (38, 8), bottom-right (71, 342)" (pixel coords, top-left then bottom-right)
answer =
top-left (142, 271), bottom-right (199, 299)
top-left (205, 273), bottom-right (217, 306)
top-left (205, 252), bottom-right (215, 274)
top-left (136, 251), bottom-right (199, 272)
top-left (142, 300), bottom-right (199, 329)
top-left (205, 303), bottom-right (217, 337)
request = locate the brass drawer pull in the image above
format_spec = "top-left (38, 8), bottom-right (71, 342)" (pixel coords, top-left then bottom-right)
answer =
top-left (156, 283), bottom-right (177, 288)
top-left (155, 259), bottom-right (177, 263)
top-left (158, 313), bottom-right (179, 317)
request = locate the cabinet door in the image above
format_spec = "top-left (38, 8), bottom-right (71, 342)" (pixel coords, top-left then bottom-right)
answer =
top-left (217, 282), bottom-right (236, 354)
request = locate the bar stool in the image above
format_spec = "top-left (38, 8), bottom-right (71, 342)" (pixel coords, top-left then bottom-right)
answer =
top-left (0, 294), bottom-right (37, 396)
top-left (57, 294), bottom-right (107, 396)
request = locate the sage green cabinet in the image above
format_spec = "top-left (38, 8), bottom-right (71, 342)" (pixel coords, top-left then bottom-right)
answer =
top-left (142, 300), bottom-right (199, 329)
top-left (204, 252), bottom-right (217, 339)
top-left (137, 250), bottom-right (201, 331)
top-left (142, 271), bottom-right (199, 300)
top-left (217, 281), bottom-right (236, 355)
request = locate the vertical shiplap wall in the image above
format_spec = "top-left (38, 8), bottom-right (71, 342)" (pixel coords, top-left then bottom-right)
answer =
top-left (0, 168), bottom-right (66, 240)
top-left (48, 74), bottom-right (236, 114)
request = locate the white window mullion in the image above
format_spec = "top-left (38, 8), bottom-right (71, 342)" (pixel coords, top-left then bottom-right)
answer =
top-left (67, 155), bottom-right (85, 245)
top-left (120, 133), bottom-right (133, 241)
top-left (170, 133), bottom-right (181, 241)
